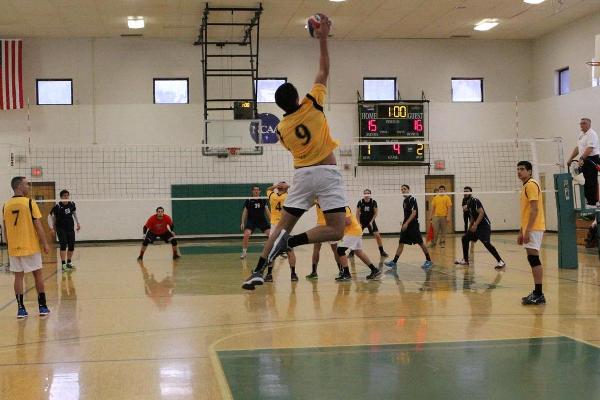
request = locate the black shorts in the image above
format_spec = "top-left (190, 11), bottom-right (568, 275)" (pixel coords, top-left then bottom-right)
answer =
top-left (146, 230), bottom-right (174, 244)
top-left (360, 219), bottom-right (379, 233)
top-left (400, 223), bottom-right (423, 245)
top-left (244, 219), bottom-right (270, 233)
top-left (56, 228), bottom-right (75, 246)
top-left (465, 225), bottom-right (491, 243)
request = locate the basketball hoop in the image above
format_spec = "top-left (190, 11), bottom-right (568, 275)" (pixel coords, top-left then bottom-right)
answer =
top-left (226, 147), bottom-right (240, 159)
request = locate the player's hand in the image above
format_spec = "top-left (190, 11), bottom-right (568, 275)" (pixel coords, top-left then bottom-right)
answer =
top-left (522, 230), bottom-right (531, 244)
top-left (315, 15), bottom-right (331, 39)
top-left (469, 225), bottom-right (477, 233)
top-left (446, 217), bottom-right (451, 223)
top-left (240, 223), bottom-right (244, 231)
top-left (42, 243), bottom-right (50, 254)
top-left (76, 223), bottom-right (81, 231)
top-left (401, 223), bottom-right (407, 232)
top-left (517, 232), bottom-right (523, 245)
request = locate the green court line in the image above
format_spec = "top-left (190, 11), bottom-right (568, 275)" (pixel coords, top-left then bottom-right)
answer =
top-left (179, 244), bottom-right (263, 255)
top-left (219, 336), bottom-right (600, 400)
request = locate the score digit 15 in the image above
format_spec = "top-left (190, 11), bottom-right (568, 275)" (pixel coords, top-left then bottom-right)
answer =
top-left (368, 119), bottom-right (377, 132)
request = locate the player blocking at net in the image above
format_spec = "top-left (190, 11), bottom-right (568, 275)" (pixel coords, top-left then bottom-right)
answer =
top-left (242, 14), bottom-right (348, 291)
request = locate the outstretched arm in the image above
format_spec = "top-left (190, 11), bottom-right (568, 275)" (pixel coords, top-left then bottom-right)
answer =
top-left (314, 16), bottom-right (331, 86)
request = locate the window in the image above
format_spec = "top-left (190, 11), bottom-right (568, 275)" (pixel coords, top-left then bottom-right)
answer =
top-left (36, 79), bottom-right (73, 105)
top-left (363, 78), bottom-right (396, 101)
top-left (255, 78), bottom-right (287, 103)
top-left (153, 78), bottom-right (189, 104)
top-left (451, 78), bottom-right (483, 102)
top-left (557, 67), bottom-right (570, 95)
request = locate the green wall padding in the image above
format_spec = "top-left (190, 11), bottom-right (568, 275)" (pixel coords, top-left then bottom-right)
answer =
top-left (171, 183), bottom-right (271, 234)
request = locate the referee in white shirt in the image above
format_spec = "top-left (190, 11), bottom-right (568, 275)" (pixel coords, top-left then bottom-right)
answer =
top-left (567, 118), bottom-right (600, 207)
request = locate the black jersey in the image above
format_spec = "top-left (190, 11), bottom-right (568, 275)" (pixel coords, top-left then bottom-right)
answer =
top-left (462, 197), bottom-right (469, 212)
top-left (467, 197), bottom-right (491, 228)
top-left (356, 198), bottom-right (377, 222)
top-left (244, 198), bottom-right (268, 222)
top-left (50, 202), bottom-right (76, 231)
top-left (403, 196), bottom-right (419, 225)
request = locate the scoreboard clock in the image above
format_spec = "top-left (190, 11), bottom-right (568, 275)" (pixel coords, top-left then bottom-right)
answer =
top-left (358, 100), bottom-right (428, 165)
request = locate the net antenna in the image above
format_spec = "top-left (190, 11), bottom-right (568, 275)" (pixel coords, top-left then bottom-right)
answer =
top-left (587, 59), bottom-right (600, 87)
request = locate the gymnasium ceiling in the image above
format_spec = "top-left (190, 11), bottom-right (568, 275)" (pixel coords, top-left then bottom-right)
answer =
top-left (1, 0), bottom-right (600, 41)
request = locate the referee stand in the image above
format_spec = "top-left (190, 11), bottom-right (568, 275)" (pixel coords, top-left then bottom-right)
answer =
top-left (554, 173), bottom-right (600, 268)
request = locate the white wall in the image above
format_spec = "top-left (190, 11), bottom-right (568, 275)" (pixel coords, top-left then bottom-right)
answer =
top-left (2, 28), bottom-right (587, 240)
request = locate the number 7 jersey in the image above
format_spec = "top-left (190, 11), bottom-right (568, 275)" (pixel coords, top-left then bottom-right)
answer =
top-left (276, 83), bottom-right (339, 168)
top-left (3, 196), bottom-right (42, 256)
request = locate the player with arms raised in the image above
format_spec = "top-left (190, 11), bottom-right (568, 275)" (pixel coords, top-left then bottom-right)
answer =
top-left (242, 14), bottom-right (348, 290)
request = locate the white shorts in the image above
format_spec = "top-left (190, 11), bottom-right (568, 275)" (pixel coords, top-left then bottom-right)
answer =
top-left (523, 230), bottom-right (544, 251)
top-left (284, 165), bottom-right (348, 212)
top-left (9, 253), bottom-right (43, 273)
top-left (339, 235), bottom-right (362, 251)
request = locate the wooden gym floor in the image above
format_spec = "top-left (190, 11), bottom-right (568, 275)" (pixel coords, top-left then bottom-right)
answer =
top-left (1, 233), bottom-right (600, 399)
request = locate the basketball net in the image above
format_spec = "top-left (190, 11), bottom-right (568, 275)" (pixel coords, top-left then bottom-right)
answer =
top-left (227, 147), bottom-right (240, 160)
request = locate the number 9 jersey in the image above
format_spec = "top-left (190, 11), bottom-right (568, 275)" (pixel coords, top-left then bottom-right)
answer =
top-left (3, 196), bottom-right (42, 256)
top-left (275, 83), bottom-right (339, 168)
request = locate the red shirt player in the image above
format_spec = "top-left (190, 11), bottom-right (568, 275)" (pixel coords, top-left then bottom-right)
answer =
top-left (137, 207), bottom-right (180, 261)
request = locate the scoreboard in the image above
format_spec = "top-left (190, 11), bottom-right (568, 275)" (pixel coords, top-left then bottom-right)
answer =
top-left (358, 100), bottom-right (428, 165)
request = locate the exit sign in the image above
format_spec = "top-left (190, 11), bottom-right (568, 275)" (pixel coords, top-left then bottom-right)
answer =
top-left (31, 167), bottom-right (43, 177)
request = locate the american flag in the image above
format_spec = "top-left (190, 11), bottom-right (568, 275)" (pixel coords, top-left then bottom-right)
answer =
top-left (0, 39), bottom-right (24, 110)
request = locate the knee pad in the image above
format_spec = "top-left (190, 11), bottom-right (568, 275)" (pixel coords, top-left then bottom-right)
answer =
top-left (143, 239), bottom-right (151, 246)
top-left (170, 239), bottom-right (178, 246)
top-left (337, 246), bottom-right (348, 257)
top-left (527, 254), bottom-right (541, 268)
top-left (59, 243), bottom-right (67, 251)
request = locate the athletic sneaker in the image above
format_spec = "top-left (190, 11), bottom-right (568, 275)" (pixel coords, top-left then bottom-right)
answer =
top-left (384, 260), bottom-right (397, 269)
top-left (264, 273), bottom-right (273, 283)
top-left (17, 307), bottom-right (28, 319)
top-left (240, 252), bottom-right (247, 259)
top-left (380, 251), bottom-right (389, 257)
top-left (39, 305), bottom-right (50, 316)
top-left (422, 260), bottom-right (433, 269)
top-left (521, 291), bottom-right (546, 305)
top-left (291, 272), bottom-right (299, 282)
top-left (494, 260), bottom-right (506, 270)
top-left (335, 272), bottom-right (352, 282)
top-left (454, 259), bottom-right (469, 265)
top-left (267, 231), bottom-right (291, 264)
top-left (66, 263), bottom-right (76, 269)
top-left (137, 256), bottom-right (143, 262)
top-left (173, 254), bottom-right (180, 260)
top-left (366, 269), bottom-right (382, 280)
top-left (242, 271), bottom-right (264, 290)
top-left (61, 263), bottom-right (68, 272)
top-left (305, 272), bottom-right (318, 280)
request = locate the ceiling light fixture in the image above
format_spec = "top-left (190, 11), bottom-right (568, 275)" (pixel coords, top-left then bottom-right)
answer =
top-left (329, 0), bottom-right (346, 2)
top-left (474, 18), bottom-right (499, 31)
top-left (523, 0), bottom-right (546, 4)
top-left (127, 16), bottom-right (145, 29)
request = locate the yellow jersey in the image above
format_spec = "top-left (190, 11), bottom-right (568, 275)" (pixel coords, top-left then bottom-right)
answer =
top-left (315, 202), bottom-right (326, 226)
top-left (431, 195), bottom-right (452, 217)
top-left (344, 207), bottom-right (362, 237)
top-left (268, 189), bottom-right (287, 225)
top-left (276, 83), bottom-right (339, 168)
top-left (520, 178), bottom-right (545, 231)
top-left (3, 196), bottom-right (42, 256)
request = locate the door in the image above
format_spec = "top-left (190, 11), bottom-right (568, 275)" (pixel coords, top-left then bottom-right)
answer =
top-left (30, 182), bottom-right (56, 262)
top-left (425, 175), bottom-right (455, 233)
